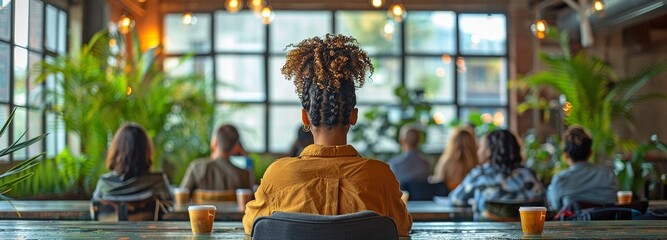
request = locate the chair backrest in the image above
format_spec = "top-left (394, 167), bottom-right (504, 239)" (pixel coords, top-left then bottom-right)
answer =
top-left (251, 211), bottom-right (399, 240)
top-left (557, 200), bottom-right (649, 221)
top-left (192, 189), bottom-right (236, 203)
top-left (90, 198), bottom-right (163, 221)
top-left (482, 199), bottom-right (546, 222)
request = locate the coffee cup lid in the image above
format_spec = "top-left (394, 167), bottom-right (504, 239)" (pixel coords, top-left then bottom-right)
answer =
top-left (173, 188), bottom-right (189, 193)
top-left (519, 206), bottom-right (547, 211)
top-left (188, 205), bottom-right (217, 211)
top-left (617, 191), bottom-right (633, 195)
top-left (236, 188), bottom-right (252, 194)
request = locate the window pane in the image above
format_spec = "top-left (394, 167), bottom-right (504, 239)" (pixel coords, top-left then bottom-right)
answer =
top-left (28, 51), bottom-right (42, 107)
top-left (215, 104), bottom-right (266, 152)
top-left (268, 57), bottom-right (298, 103)
top-left (350, 106), bottom-right (401, 153)
top-left (336, 11), bottom-right (400, 55)
top-left (215, 11), bottom-right (264, 52)
top-left (270, 11), bottom-right (332, 54)
top-left (459, 14), bottom-right (506, 55)
top-left (423, 105), bottom-right (456, 153)
top-left (27, 108), bottom-right (42, 157)
top-left (45, 5), bottom-right (57, 51)
top-left (406, 11), bottom-right (456, 54)
top-left (164, 56), bottom-right (214, 89)
top-left (0, 104), bottom-right (8, 161)
top-left (14, 47), bottom-right (27, 106)
top-left (12, 107), bottom-right (27, 160)
top-left (269, 105), bottom-right (303, 153)
top-left (14, 0), bottom-right (27, 47)
top-left (460, 107), bottom-right (508, 128)
top-left (0, 42), bottom-right (8, 102)
top-left (57, 10), bottom-right (66, 54)
top-left (45, 111), bottom-right (56, 157)
top-left (28, 0), bottom-right (43, 50)
top-left (164, 13), bottom-right (211, 54)
top-left (0, 0), bottom-right (11, 41)
top-left (406, 56), bottom-right (454, 103)
top-left (216, 55), bottom-right (264, 101)
top-left (357, 57), bottom-right (400, 103)
top-left (457, 57), bottom-right (507, 105)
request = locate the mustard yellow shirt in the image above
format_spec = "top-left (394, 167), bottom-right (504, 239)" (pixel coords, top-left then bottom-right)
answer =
top-left (242, 144), bottom-right (413, 236)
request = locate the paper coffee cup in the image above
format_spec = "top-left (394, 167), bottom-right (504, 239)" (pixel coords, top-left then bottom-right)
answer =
top-left (188, 205), bottom-right (217, 234)
top-left (519, 207), bottom-right (547, 235)
top-left (173, 188), bottom-right (189, 205)
top-left (236, 188), bottom-right (253, 211)
top-left (617, 191), bottom-right (633, 205)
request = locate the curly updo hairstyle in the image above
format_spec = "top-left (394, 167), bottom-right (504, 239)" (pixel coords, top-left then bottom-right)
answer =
top-left (281, 34), bottom-right (374, 127)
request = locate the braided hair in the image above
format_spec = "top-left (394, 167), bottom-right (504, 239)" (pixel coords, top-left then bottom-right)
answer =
top-left (484, 129), bottom-right (522, 176)
top-left (281, 34), bottom-right (373, 127)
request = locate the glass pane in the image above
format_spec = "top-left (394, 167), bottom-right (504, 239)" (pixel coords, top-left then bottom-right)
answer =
top-left (406, 11), bottom-right (456, 54)
top-left (0, 0), bottom-right (11, 41)
top-left (268, 57), bottom-right (298, 103)
top-left (28, 51), bottom-right (42, 106)
top-left (336, 11), bottom-right (400, 55)
top-left (164, 56), bottom-right (214, 89)
top-left (27, 108), bottom-right (42, 157)
top-left (357, 57), bottom-right (400, 103)
top-left (0, 42), bottom-right (8, 102)
top-left (457, 57), bottom-right (507, 105)
top-left (45, 5), bottom-right (57, 51)
top-left (269, 105), bottom-right (303, 153)
top-left (215, 11), bottom-right (264, 52)
top-left (270, 11), bottom-right (332, 54)
top-left (406, 56), bottom-right (454, 103)
top-left (0, 104), bottom-right (8, 161)
top-left (164, 13), bottom-right (211, 54)
top-left (56, 113), bottom-right (65, 153)
top-left (14, 47), bottom-right (27, 106)
top-left (215, 104), bottom-right (266, 152)
top-left (350, 106), bottom-right (401, 153)
top-left (459, 14), bottom-right (506, 55)
top-left (216, 55), bottom-right (264, 101)
top-left (28, 0), bottom-right (43, 50)
top-left (460, 107), bottom-right (508, 128)
top-left (45, 111), bottom-right (56, 157)
top-left (57, 10), bottom-right (66, 54)
top-left (422, 105), bottom-right (456, 153)
top-left (14, 0), bottom-right (27, 47)
top-left (12, 107), bottom-right (27, 160)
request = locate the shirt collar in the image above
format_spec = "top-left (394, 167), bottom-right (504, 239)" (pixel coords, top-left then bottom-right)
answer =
top-left (571, 161), bottom-right (593, 170)
top-left (299, 144), bottom-right (361, 157)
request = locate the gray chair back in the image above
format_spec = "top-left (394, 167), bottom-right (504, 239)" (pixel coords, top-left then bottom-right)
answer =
top-left (251, 210), bottom-right (399, 240)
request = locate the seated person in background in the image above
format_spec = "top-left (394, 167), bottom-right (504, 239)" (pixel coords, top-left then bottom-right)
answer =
top-left (431, 127), bottom-right (479, 191)
top-left (547, 126), bottom-right (618, 211)
top-left (180, 124), bottom-right (252, 192)
top-left (449, 129), bottom-right (545, 220)
top-left (92, 123), bottom-right (172, 202)
top-left (387, 125), bottom-right (431, 186)
top-left (289, 126), bottom-right (314, 157)
top-left (243, 34), bottom-right (412, 237)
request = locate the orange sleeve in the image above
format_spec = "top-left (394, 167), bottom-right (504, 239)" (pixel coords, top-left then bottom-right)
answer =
top-left (386, 176), bottom-right (413, 237)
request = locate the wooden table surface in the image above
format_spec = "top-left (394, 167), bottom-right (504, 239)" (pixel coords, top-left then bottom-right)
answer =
top-left (0, 200), bottom-right (472, 221)
top-left (1, 220), bottom-right (666, 239)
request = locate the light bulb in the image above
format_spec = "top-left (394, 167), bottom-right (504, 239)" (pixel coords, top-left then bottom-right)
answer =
top-left (530, 19), bottom-right (548, 39)
top-left (250, 0), bottom-right (264, 12)
top-left (371, 0), bottom-right (383, 8)
top-left (117, 14), bottom-right (134, 34)
top-left (225, 0), bottom-right (243, 14)
top-left (182, 12), bottom-right (197, 25)
top-left (387, 3), bottom-right (406, 22)
top-left (593, 0), bottom-right (604, 11)
top-left (260, 6), bottom-right (274, 25)
top-left (383, 21), bottom-right (395, 34)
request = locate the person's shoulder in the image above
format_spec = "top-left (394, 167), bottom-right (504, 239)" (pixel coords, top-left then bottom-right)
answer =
top-left (187, 158), bottom-right (213, 168)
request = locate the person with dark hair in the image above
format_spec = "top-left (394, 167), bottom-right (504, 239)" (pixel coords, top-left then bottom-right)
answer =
top-left (92, 123), bottom-right (172, 202)
top-left (289, 126), bottom-right (314, 157)
top-left (243, 34), bottom-right (412, 236)
top-left (387, 125), bottom-right (430, 186)
top-left (547, 126), bottom-right (618, 210)
top-left (180, 124), bottom-right (252, 192)
top-left (448, 129), bottom-right (545, 219)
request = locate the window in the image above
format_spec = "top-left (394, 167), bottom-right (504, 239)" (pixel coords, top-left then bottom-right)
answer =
top-left (0, 0), bottom-right (68, 162)
top-left (163, 11), bottom-right (508, 154)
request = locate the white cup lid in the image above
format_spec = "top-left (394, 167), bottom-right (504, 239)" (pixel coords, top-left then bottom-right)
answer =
top-left (236, 188), bottom-right (252, 194)
top-left (617, 191), bottom-right (633, 196)
top-left (188, 205), bottom-right (217, 211)
top-left (173, 188), bottom-right (189, 193)
top-left (519, 206), bottom-right (547, 211)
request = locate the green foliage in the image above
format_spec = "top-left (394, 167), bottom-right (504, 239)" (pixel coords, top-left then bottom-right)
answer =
top-left (522, 130), bottom-right (566, 186)
top-left (35, 29), bottom-right (214, 187)
top-left (521, 29), bottom-right (667, 162)
top-left (614, 136), bottom-right (666, 197)
top-left (447, 111), bottom-right (499, 137)
top-left (249, 153), bottom-right (275, 182)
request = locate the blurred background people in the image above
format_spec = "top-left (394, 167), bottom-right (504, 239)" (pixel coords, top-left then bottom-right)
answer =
top-left (92, 123), bottom-right (172, 202)
top-left (387, 125), bottom-right (431, 186)
top-left (431, 127), bottom-right (479, 191)
top-left (448, 129), bottom-right (545, 220)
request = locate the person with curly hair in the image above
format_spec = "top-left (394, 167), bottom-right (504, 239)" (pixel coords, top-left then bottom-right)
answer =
top-left (242, 34), bottom-right (412, 236)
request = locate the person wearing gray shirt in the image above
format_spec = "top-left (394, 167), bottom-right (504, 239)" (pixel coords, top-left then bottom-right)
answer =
top-left (547, 126), bottom-right (619, 211)
top-left (387, 125), bottom-right (430, 186)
